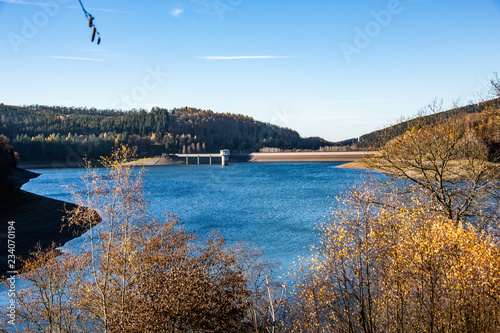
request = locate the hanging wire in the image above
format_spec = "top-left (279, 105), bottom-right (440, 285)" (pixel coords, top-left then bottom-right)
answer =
top-left (78, 0), bottom-right (101, 45)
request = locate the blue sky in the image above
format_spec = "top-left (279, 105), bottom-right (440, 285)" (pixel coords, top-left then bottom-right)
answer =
top-left (1, 0), bottom-right (500, 141)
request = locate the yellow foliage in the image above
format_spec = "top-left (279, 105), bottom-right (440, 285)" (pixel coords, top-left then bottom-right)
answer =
top-left (289, 191), bottom-right (500, 333)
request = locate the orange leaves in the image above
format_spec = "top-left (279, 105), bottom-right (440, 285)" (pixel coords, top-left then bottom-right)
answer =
top-left (289, 188), bottom-right (500, 332)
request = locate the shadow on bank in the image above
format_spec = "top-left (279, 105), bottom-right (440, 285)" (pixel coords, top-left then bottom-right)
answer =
top-left (0, 136), bottom-right (97, 278)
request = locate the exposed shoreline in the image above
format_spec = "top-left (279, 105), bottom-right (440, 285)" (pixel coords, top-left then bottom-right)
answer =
top-left (124, 151), bottom-right (377, 166)
top-left (334, 159), bottom-right (373, 170)
top-left (243, 151), bottom-right (376, 162)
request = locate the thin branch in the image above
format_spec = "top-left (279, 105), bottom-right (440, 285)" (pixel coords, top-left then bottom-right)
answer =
top-left (78, 0), bottom-right (101, 44)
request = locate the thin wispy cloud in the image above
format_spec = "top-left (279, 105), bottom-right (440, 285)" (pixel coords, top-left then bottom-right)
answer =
top-left (171, 8), bottom-right (184, 17)
top-left (198, 56), bottom-right (294, 60)
top-left (0, 0), bottom-right (52, 6)
top-left (316, 98), bottom-right (398, 104)
top-left (64, 5), bottom-right (135, 14)
top-left (1, 0), bottom-right (132, 13)
top-left (49, 56), bottom-right (104, 62)
top-left (88, 7), bottom-right (135, 14)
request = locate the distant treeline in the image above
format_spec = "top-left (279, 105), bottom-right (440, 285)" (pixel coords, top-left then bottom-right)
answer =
top-left (0, 104), bottom-right (333, 162)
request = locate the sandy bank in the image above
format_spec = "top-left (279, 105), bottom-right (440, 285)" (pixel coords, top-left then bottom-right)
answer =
top-left (123, 151), bottom-right (377, 166)
top-left (245, 151), bottom-right (376, 162)
top-left (335, 159), bottom-right (374, 170)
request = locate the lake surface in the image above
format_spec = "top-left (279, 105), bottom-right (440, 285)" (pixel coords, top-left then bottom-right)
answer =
top-left (23, 162), bottom-right (373, 276)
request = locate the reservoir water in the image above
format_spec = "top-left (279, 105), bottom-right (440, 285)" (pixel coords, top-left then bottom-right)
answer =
top-left (22, 162), bottom-right (372, 275)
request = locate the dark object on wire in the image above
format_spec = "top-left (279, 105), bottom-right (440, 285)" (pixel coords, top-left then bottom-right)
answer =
top-left (78, 0), bottom-right (101, 44)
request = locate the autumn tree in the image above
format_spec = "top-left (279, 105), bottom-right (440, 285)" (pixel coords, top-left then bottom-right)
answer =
top-left (103, 220), bottom-right (250, 332)
top-left (366, 102), bottom-right (500, 226)
top-left (287, 95), bottom-right (500, 332)
top-left (288, 187), bottom-right (500, 333)
top-left (230, 242), bottom-right (288, 333)
top-left (490, 72), bottom-right (500, 97)
top-left (12, 245), bottom-right (91, 332)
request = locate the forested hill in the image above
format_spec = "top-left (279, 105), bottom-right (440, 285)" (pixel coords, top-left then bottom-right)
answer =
top-left (0, 104), bottom-right (332, 162)
top-left (357, 98), bottom-right (500, 149)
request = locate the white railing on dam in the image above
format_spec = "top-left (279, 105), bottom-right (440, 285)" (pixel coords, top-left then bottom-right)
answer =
top-left (176, 149), bottom-right (230, 166)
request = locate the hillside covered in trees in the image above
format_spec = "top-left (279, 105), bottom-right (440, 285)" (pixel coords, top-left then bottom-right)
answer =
top-left (0, 104), bottom-right (332, 163)
top-left (356, 97), bottom-right (500, 151)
